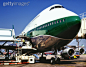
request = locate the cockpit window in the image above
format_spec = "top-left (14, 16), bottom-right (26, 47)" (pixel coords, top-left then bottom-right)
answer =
top-left (50, 6), bottom-right (64, 11)
top-left (50, 7), bottom-right (54, 10)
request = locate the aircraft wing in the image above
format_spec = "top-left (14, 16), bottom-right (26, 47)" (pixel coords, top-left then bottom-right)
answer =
top-left (0, 40), bottom-right (20, 50)
top-left (67, 46), bottom-right (76, 49)
top-left (67, 45), bottom-right (85, 49)
top-left (0, 45), bottom-right (16, 50)
top-left (16, 36), bottom-right (31, 41)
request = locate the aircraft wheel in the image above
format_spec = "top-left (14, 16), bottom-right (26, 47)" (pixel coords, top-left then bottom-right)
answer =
top-left (40, 57), bottom-right (46, 63)
top-left (50, 58), bottom-right (55, 64)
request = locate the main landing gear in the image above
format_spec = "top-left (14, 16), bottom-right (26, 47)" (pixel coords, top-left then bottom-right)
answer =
top-left (50, 48), bottom-right (60, 64)
top-left (40, 52), bottom-right (46, 63)
top-left (50, 57), bottom-right (60, 64)
top-left (40, 49), bottom-right (60, 64)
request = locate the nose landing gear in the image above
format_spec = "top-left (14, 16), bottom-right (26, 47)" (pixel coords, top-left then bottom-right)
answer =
top-left (50, 47), bottom-right (60, 64)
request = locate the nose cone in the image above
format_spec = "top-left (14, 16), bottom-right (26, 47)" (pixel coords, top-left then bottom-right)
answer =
top-left (66, 16), bottom-right (81, 28)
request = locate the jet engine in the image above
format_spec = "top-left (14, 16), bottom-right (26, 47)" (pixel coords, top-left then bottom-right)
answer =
top-left (80, 48), bottom-right (84, 54)
top-left (75, 48), bottom-right (85, 55)
top-left (61, 48), bottom-right (74, 59)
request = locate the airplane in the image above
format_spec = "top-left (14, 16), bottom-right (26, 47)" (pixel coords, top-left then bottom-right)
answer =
top-left (0, 4), bottom-right (81, 64)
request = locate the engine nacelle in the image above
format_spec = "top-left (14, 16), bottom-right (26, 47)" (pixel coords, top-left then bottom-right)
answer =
top-left (80, 48), bottom-right (85, 54)
top-left (61, 48), bottom-right (74, 59)
top-left (75, 48), bottom-right (85, 55)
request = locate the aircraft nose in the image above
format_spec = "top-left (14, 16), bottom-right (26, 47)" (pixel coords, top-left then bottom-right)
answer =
top-left (66, 16), bottom-right (81, 28)
top-left (64, 16), bottom-right (81, 39)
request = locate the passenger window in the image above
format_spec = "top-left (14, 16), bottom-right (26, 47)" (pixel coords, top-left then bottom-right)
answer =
top-left (63, 19), bottom-right (65, 22)
top-left (46, 24), bottom-right (47, 27)
top-left (48, 24), bottom-right (49, 26)
top-left (50, 23), bottom-right (51, 25)
top-left (57, 21), bottom-right (59, 23)
top-left (43, 26), bottom-right (44, 28)
top-left (55, 21), bottom-right (56, 24)
top-left (52, 22), bottom-right (53, 25)
top-left (45, 25), bottom-right (46, 27)
top-left (60, 20), bottom-right (62, 23)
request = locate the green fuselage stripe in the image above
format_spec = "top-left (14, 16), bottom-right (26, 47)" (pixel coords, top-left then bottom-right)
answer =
top-left (25, 16), bottom-right (81, 38)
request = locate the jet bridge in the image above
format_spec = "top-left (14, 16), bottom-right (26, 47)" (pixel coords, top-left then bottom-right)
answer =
top-left (0, 28), bottom-right (15, 41)
top-left (77, 15), bottom-right (86, 39)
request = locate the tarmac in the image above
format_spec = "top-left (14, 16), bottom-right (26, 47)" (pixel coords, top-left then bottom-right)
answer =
top-left (0, 55), bottom-right (86, 67)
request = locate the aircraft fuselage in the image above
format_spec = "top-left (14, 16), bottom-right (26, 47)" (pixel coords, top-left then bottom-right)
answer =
top-left (21, 4), bottom-right (81, 53)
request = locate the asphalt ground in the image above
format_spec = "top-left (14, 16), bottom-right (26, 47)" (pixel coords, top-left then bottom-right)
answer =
top-left (0, 55), bottom-right (86, 67)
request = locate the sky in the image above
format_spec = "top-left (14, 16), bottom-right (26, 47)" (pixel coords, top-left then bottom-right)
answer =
top-left (0, 0), bottom-right (86, 50)
top-left (0, 0), bottom-right (86, 35)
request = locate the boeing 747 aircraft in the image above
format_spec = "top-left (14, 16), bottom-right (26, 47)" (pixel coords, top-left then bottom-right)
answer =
top-left (0, 4), bottom-right (81, 63)
top-left (19, 4), bottom-right (81, 54)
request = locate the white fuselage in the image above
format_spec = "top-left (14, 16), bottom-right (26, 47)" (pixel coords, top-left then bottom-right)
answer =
top-left (21, 4), bottom-right (78, 35)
